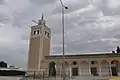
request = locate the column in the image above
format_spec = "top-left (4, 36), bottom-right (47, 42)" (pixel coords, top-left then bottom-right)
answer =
top-left (99, 62), bottom-right (102, 76)
top-left (79, 66), bottom-right (81, 76)
top-left (89, 62), bottom-right (91, 75)
top-left (109, 63), bottom-right (112, 76)
top-left (69, 65), bottom-right (72, 78)
top-left (60, 68), bottom-right (62, 77)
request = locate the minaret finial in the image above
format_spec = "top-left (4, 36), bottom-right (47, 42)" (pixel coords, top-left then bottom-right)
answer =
top-left (38, 13), bottom-right (46, 25)
top-left (41, 13), bottom-right (44, 19)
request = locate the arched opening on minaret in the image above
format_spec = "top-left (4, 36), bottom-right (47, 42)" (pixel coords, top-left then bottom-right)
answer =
top-left (49, 62), bottom-right (56, 76)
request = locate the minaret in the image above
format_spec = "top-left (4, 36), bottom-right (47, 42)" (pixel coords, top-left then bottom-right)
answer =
top-left (27, 15), bottom-right (51, 70)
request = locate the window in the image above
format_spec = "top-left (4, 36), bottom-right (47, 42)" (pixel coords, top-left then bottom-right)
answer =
top-left (37, 30), bottom-right (39, 34)
top-left (45, 31), bottom-right (47, 35)
top-left (33, 31), bottom-right (37, 35)
top-left (33, 30), bottom-right (40, 35)
top-left (91, 61), bottom-right (94, 64)
top-left (45, 31), bottom-right (50, 38)
top-left (47, 33), bottom-right (50, 38)
top-left (73, 61), bottom-right (77, 65)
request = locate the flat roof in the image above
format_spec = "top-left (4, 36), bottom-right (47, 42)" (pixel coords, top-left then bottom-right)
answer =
top-left (45, 53), bottom-right (120, 59)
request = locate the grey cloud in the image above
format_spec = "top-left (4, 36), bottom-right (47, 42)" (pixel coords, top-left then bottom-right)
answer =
top-left (0, 23), bottom-right (29, 68)
top-left (98, 6), bottom-right (120, 16)
top-left (0, 41), bottom-right (28, 68)
top-left (0, 0), bottom-right (6, 5)
top-left (66, 40), bottom-right (116, 53)
top-left (52, 46), bottom-right (62, 54)
top-left (52, 0), bottom-right (90, 15)
top-left (29, 0), bottom-right (57, 5)
top-left (64, 24), bottom-right (120, 53)
top-left (59, 11), bottom-right (120, 54)
top-left (93, 0), bottom-right (120, 16)
top-left (1, 0), bottom-right (120, 68)
top-left (0, 53), bottom-right (27, 68)
top-left (12, 7), bottom-right (38, 27)
top-left (0, 13), bottom-right (11, 24)
top-left (49, 3), bottom-right (120, 54)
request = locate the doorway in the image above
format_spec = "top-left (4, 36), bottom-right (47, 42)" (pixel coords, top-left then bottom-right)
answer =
top-left (111, 67), bottom-right (118, 76)
top-left (49, 62), bottom-right (56, 76)
top-left (72, 68), bottom-right (78, 76)
top-left (91, 67), bottom-right (98, 76)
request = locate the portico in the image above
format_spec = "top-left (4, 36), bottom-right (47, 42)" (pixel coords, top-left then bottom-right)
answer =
top-left (43, 54), bottom-right (120, 77)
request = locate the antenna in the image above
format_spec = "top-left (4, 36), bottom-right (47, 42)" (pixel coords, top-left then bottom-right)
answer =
top-left (32, 20), bottom-right (38, 24)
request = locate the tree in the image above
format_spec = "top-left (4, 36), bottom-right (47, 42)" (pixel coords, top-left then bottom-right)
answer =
top-left (0, 61), bottom-right (7, 68)
top-left (112, 51), bottom-right (115, 54)
top-left (116, 46), bottom-right (120, 53)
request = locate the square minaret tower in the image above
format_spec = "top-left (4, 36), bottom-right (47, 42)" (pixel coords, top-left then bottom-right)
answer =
top-left (28, 15), bottom-right (51, 70)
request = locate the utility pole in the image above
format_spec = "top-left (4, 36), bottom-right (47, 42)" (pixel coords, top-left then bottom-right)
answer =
top-left (59, 0), bottom-right (68, 80)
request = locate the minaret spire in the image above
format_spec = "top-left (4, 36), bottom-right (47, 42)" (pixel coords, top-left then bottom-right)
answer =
top-left (41, 13), bottom-right (44, 19)
top-left (38, 13), bottom-right (46, 25)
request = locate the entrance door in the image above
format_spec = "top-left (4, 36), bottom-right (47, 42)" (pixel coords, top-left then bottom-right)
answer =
top-left (72, 68), bottom-right (78, 76)
top-left (49, 62), bottom-right (56, 76)
top-left (91, 67), bottom-right (98, 76)
top-left (111, 67), bottom-right (118, 76)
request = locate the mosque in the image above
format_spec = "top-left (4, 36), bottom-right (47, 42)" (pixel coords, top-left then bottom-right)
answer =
top-left (27, 15), bottom-right (120, 78)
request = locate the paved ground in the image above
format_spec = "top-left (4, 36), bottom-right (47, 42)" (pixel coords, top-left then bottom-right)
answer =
top-left (20, 76), bottom-right (118, 80)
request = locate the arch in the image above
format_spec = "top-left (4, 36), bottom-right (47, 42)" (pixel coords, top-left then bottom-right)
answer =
top-left (81, 61), bottom-right (89, 65)
top-left (90, 61), bottom-right (99, 76)
top-left (80, 61), bottom-right (89, 76)
top-left (49, 62), bottom-right (56, 76)
top-left (61, 61), bottom-right (69, 68)
top-left (111, 60), bottom-right (120, 76)
top-left (111, 60), bottom-right (119, 64)
top-left (64, 61), bottom-right (69, 67)
top-left (91, 61), bottom-right (98, 65)
top-left (72, 61), bottom-right (78, 65)
top-left (71, 61), bottom-right (79, 76)
top-left (100, 60), bottom-right (110, 76)
top-left (100, 60), bottom-right (109, 64)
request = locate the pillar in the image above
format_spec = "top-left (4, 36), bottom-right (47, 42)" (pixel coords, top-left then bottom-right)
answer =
top-left (79, 66), bottom-right (81, 76)
top-left (89, 62), bottom-right (91, 75)
top-left (99, 62), bottom-right (102, 76)
top-left (69, 64), bottom-right (72, 80)
top-left (109, 63), bottom-right (112, 76)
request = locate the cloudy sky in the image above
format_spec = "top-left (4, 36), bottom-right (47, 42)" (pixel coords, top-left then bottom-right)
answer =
top-left (0, 0), bottom-right (120, 68)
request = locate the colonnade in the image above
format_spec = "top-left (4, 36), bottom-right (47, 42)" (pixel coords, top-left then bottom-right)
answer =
top-left (47, 60), bottom-right (120, 77)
